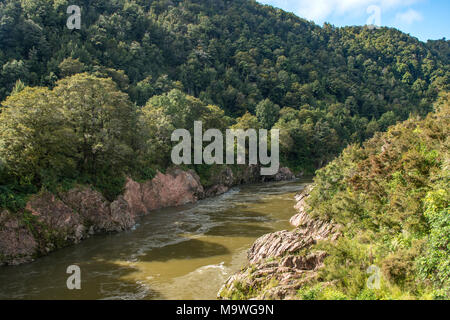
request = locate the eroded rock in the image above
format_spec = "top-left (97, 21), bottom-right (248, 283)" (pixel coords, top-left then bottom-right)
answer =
top-left (26, 192), bottom-right (85, 245)
top-left (263, 167), bottom-right (295, 182)
top-left (0, 210), bottom-right (38, 265)
top-left (138, 169), bottom-right (204, 211)
top-left (61, 187), bottom-right (128, 232)
top-left (205, 184), bottom-right (230, 197)
top-left (0, 169), bottom-right (204, 266)
top-left (219, 185), bottom-right (340, 300)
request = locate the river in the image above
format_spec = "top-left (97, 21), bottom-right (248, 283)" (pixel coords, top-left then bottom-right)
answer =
top-left (0, 179), bottom-right (309, 300)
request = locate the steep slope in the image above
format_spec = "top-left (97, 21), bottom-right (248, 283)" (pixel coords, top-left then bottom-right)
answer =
top-left (219, 93), bottom-right (449, 300)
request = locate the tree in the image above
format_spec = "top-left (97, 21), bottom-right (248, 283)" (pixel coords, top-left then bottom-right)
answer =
top-left (53, 73), bottom-right (136, 176)
top-left (0, 73), bottom-right (137, 190)
top-left (0, 87), bottom-right (74, 185)
top-left (140, 89), bottom-right (229, 167)
top-left (231, 112), bottom-right (260, 130)
top-left (0, 59), bottom-right (29, 98)
top-left (255, 99), bottom-right (280, 129)
top-left (58, 58), bottom-right (85, 78)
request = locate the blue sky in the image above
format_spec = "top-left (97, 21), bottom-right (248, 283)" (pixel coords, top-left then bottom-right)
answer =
top-left (257, 0), bottom-right (449, 41)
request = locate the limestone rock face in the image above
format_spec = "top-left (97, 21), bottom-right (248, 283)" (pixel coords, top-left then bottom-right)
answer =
top-left (218, 185), bottom-right (340, 300)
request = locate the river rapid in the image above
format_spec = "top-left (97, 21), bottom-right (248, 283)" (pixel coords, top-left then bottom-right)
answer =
top-left (0, 179), bottom-right (309, 300)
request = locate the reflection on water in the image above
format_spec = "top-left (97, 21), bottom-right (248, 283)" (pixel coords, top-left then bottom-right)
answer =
top-left (0, 179), bottom-right (310, 300)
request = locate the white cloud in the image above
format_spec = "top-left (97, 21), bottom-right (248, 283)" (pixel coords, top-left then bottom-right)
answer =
top-left (395, 9), bottom-right (423, 24)
top-left (266, 0), bottom-right (422, 22)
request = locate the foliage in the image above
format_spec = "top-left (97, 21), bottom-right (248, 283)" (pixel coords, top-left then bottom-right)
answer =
top-left (255, 99), bottom-right (279, 129)
top-left (139, 89), bottom-right (231, 168)
top-left (0, 0), bottom-right (448, 216)
top-left (303, 93), bottom-right (450, 299)
top-left (0, 74), bottom-right (137, 202)
top-left (0, 0), bottom-right (448, 175)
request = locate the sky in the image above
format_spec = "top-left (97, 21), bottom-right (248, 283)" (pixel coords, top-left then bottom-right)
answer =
top-left (257, 0), bottom-right (449, 41)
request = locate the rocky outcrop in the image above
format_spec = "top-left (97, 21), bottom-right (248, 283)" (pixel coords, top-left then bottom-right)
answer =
top-left (124, 168), bottom-right (204, 215)
top-left (205, 166), bottom-right (294, 197)
top-left (1, 166), bottom-right (295, 266)
top-left (290, 185), bottom-right (313, 227)
top-left (218, 185), bottom-right (340, 300)
top-left (60, 188), bottom-right (135, 233)
top-left (26, 192), bottom-right (86, 252)
top-left (0, 169), bottom-right (204, 266)
top-left (205, 184), bottom-right (230, 198)
top-left (204, 167), bottom-right (235, 197)
top-left (262, 167), bottom-right (295, 182)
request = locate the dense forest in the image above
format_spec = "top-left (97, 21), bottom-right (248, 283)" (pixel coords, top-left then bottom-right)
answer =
top-left (0, 0), bottom-right (449, 211)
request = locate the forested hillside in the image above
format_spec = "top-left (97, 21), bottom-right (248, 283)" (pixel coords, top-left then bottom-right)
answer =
top-left (1, 0), bottom-right (449, 210)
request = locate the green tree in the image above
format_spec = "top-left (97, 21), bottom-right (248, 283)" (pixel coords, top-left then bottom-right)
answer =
top-left (53, 73), bottom-right (136, 177)
top-left (140, 89), bottom-right (229, 167)
top-left (58, 58), bottom-right (85, 78)
top-left (255, 99), bottom-right (280, 129)
top-left (0, 87), bottom-right (74, 185)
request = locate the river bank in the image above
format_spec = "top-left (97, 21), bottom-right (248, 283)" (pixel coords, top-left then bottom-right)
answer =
top-left (218, 185), bottom-right (341, 300)
top-left (0, 179), bottom-right (307, 299)
top-left (0, 165), bottom-right (295, 266)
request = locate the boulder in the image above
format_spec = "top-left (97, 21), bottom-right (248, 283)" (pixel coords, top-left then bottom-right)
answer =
top-left (262, 167), bottom-right (295, 182)
top-left (205, 184), bottom-right (230, 197)
top-left (126, 169), bottom-right (204, 213)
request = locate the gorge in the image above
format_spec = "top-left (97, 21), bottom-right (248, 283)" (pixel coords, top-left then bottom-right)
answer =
top-left (0, 177), bottom-right (307, 300)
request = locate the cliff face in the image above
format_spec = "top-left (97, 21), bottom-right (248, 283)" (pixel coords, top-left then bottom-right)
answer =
top-left (218, 185), bottom-right (340, 300)
top-left (0, 169), bottom-right (204, 266)
top-left (124, 169), bottom-right (204, 216)
top-left (0, 167), bottom-right (294, 266)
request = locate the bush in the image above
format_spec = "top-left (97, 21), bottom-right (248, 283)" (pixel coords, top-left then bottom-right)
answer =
top-left (303, 96), bottom-right (449, 299)
top-left (0, 184), bottom-right (34, 212)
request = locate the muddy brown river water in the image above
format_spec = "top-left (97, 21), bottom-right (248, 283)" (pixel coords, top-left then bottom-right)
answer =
top-left (0, 179), bottom-right (309, 300)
